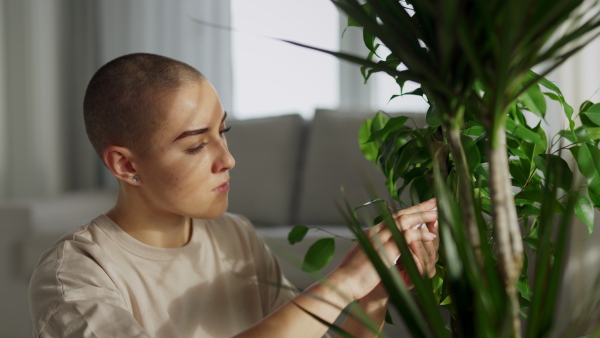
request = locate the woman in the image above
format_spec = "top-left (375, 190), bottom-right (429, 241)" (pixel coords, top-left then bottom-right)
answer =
top-left (29, 53), bottom-right (439, 338)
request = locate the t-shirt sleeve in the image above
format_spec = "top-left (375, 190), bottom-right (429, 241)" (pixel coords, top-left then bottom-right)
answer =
top-left (37, 301), bottom-right (150, 338)
top-left (29, 242), bottom-right (150, 338)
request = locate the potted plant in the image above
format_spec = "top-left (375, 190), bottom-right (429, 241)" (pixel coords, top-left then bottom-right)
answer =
top-left (287, 0), bottom-right (600, 336)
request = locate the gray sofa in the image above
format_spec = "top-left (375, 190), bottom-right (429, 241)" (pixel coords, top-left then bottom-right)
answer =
top-left (0, 109), bottom-right (425, 337)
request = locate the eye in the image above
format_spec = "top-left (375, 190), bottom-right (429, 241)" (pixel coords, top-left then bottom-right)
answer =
top-left (219, 126), bottom-right (231, 137)
top-left (187, 143), bottom-right (207, 154)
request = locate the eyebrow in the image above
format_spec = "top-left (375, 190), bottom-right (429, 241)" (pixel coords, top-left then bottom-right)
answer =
top-left (173, 111), bottom-right (228, 142)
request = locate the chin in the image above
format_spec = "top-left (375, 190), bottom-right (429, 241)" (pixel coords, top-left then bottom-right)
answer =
top-left (195, 199), bottom-right (229, 220)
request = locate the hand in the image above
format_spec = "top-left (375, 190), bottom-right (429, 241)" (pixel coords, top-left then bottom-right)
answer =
top-left (367, 198), bottom-right (440, 300)
top-left (396, 199), bottom-right (439, 289)
top-left (327, 199), bottom-right (439, 302)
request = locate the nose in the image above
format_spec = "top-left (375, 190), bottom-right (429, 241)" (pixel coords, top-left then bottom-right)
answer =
top-left (213, 137), bottom-right (235, 173)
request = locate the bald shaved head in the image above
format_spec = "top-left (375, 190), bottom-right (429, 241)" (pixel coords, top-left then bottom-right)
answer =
top-left (83, 53), bottom-right (205, 160)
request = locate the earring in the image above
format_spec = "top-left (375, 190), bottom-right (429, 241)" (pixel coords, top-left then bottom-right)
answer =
top-left (132, 175), bottom-right (140, 182)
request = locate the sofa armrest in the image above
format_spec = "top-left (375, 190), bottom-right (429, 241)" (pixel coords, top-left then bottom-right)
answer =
top-left (0, 204), bottom-right (34, 336)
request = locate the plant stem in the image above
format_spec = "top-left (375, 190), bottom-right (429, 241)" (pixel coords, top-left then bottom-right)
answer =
top-left (488, 124), bottom-right (524, 335)
top-left (446, 124), bottom-right (482, 264)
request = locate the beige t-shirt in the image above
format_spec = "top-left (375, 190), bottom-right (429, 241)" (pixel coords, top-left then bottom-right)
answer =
top-left (29, 213), bottom-right (296, 337)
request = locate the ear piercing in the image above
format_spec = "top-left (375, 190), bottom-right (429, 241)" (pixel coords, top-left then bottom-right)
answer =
top-left (132, 175), bottom-right (140, 182)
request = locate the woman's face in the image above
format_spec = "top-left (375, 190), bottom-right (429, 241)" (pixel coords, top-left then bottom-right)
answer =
top-left (133, 80), bottom-right (235, 220)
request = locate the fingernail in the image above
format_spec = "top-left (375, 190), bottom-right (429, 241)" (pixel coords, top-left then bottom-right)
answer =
top-left (429, 233), bottom-right (437, 239)
top-left (434, 221), bottom-right (439, 229)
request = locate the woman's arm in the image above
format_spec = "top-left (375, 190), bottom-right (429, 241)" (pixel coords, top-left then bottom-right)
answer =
top-left (235, 200), bottom-right (439, 338)
top-left (338, 199), bottom-right (440, 337)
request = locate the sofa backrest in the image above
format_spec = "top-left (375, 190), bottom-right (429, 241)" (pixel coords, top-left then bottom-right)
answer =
top-left (227, 109), bottom-right (427, 227)
top-left (227, 114), bottom-right (306, 226)
top-left (296, 109), bottom-right (426, 225)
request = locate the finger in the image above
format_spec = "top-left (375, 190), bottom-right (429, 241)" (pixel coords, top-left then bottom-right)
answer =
top-left (375, 228), bottom-right (437, 266)
top-left (395, 210), bottom-right (439, 231)
top-left (403, 228), bottom-right (437, 243)
top-left (409, 240), bottom-right (438, 278)
top-left (393, 198), bottom-right (437, 218)
top-left (418, 240), bottom-right (438, 274)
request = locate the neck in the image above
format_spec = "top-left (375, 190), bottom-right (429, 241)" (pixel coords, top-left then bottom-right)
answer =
top-left (107, 188), bottom-right (192, 248)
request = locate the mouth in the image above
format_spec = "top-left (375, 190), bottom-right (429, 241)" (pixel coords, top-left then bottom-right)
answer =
top-left (213, 181), bottom-right (230, 193)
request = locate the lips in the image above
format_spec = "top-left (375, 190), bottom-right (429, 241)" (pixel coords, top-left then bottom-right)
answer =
top-left (213, 181), bottom-right (229, 193)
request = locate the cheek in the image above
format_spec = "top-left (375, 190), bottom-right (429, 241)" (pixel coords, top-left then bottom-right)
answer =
top-left (161, 157), bottom-right (212, 192)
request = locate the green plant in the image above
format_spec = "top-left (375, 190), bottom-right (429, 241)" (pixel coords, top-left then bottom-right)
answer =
top-left (287, 0), bottom-right (600, 336)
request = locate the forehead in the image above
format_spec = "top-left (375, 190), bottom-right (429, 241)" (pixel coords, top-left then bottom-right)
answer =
top-left (153, 80), bottom-right (223, 137)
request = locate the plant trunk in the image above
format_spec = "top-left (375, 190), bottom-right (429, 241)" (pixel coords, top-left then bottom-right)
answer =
top-left (446, 126), bottom-right (482, 265)
top-left (488, 125), bottom-right (523, 336)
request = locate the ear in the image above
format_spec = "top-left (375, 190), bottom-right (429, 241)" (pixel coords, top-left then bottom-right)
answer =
top-left (104, 146), bottom-right (140, 185)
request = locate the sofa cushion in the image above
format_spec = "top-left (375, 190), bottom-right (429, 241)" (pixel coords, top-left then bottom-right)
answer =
top-left (296, 109), bottom-right (426, 225)
top-left (227, 114), bottom-right (305, 226)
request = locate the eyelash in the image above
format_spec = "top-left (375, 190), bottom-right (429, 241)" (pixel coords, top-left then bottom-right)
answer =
top-left (187, 126), bottom-right (232, 154)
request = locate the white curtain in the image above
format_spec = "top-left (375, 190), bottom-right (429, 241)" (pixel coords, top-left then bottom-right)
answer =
top-left (552, 38), bottom-right (600, 320)
top-left (0, 0), bottom-right (232, 198)
top-left (95, 0), bottom-right (233, 187)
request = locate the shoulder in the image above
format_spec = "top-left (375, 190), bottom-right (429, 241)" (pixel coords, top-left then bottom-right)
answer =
top-left (29, 216), bottom-right (125, 333)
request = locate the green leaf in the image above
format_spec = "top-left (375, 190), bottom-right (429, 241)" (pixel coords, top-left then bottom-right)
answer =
top-left (426, 104), bottom-right (442, 127)
top-left (363, 29), bottom-right (378, 54)
top-left (517, 279), bottom-right (532, 301)
top-left (367, 116), bottom-right (409, 142)
top-left (517, 205), bottom-right (541, 217)
top-left (523, 237), bottom-right (537, 251)
top-left (461, 135), bottom-right (481, 176)
top-left (519, 83), bottom-right (546, 117)
top-left (403, 87), bottom-right (424, 97)
top-left (534, 154), bottom-right (573, 191)
top-left (410, 175), bottom-right (433, 204)
top-left (510, 161), bottom-right (529, 188)
top-left (573, 127), bottom-right (593, 143)
top-left (506, 118), bottom-right (542, 145)
top-left (302, 238), bottom-right (335, 273)
top-left (346, 3), bottom-right (371, 27)
top-left (359, 118), bottom-right (379, 163)
top-left (572, 191), bottom-right (594, 236)
top-left (580, 100), bottom-right (595, 114)
top-left (589, 189), bottom-right (600, 209)
top-left (584, 126), bottom-right (600, 140)
top-left (463, 124), bottom-right (485, 137)
top-left (515, 189), bottom-right (543, 205)
top-left (288, 225), bottom-right (309, 245)
top-left (576, 143), bottom-right (600, 196)
top-left (537, 71), bottom-right (574, 128)
top-left (557, 129), bottom-right (576, 143)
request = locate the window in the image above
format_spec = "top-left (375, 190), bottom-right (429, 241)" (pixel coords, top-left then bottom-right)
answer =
top-left (231, 0), bottom-right (340, 119)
